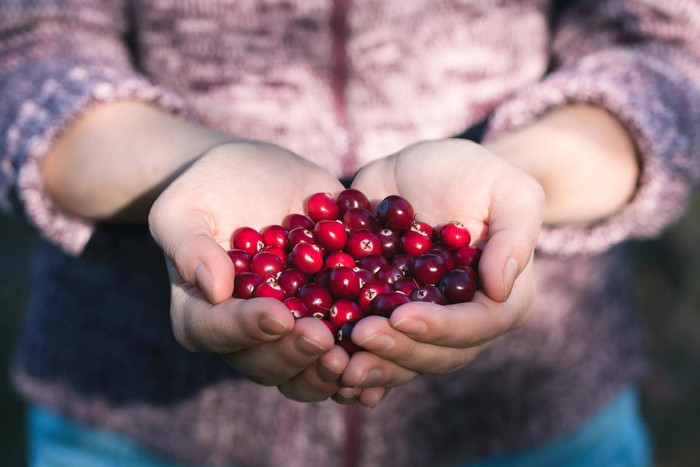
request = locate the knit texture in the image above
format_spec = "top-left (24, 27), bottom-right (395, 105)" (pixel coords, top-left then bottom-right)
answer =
top-left (3, 0), bottom-right (700, 465)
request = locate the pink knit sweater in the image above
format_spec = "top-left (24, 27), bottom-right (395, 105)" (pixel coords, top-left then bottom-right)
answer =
top-left (2, 1), bottom-right (700, 465)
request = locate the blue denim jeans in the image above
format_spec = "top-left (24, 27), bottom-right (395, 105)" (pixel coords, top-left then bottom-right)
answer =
top-left (28, 387), bottom-right (651, 467)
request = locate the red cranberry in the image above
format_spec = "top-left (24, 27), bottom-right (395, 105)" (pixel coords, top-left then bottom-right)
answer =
top-left (352, 267), bottom-right (374, 287)
top-left (307, 192), bottom-right (339, 221)
top-left (250, 251), bottom-right (285, 279)
top-left (346, 230), bottom-right (383, 259)
top-left (284, 297), bottom-right (311, 318)
top-left (329, 267), bottom-right (361, 299)
top-left (329, 299), bottom-right (363, 328)
top-left (426, 246), bottom-right (455, 270)
top-left (410, 222), bottom-right (435, 240)
top-left (376, 195), bottom-right (415, 230)
top-left (233, 272), bottom-right (263, 299)
top-left (409, 285), bottom-right (447, 305)
top-left (358, 281), bottom-right (393, 312)
top-left (413, 254), bottom-right (448, 285)
top-left (261, 224), bottom-right (288, 249)
top-left (372, 292), bottom-right (411, 318)
top-left (374, 265), bottom-right (403, 285)
top-left (342, 208), bottom-right (379, 232)
top-left (440, 222), bottom-right (471, 250)
top-left (454, 245), bottom-right (482, 269)
top-left (391, 254), bottom-right (415, 276)
top-left (357, 254), bottom-right (389, 275)
top-left (393, 277), bottom-right (419, 295)
top-left (277, 268), bottom-right (308, 296)
top-left (400, 229), bottom-right (433, 257)
top-left (313, 267), bottom-right (333, 290)
top-left (283, 213), bottom-right (314, 231)
top-left (337, 188), bottom-right (370, 216)
top-left (227, 249), bottom-right (251, 274)
top-left (262, 245), bottom-right (286, 262)
top-left (325, 251), bottom-right (356, 269)
top-left (287, 228), bottom-right (315, 250)
top-left (232, 227), bottom-right (264, 255)
top-left (313, 220), bottom-right (348, 252)
top-left (336, 322), bottom-right (362, 354)
top-left (297, 283), bottom-right (333, 319)
top-left (438, 269), bottom-right (477, 304)
top-left (252, 280), bottom-right (287, 301)
top-left (289, 242), bottom-right (324, 274)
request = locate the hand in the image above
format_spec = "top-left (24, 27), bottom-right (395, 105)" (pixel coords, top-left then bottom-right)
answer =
top-left (343, 139), bottom-right (545, 392)
top-left (149, 141), bottom-right (349, 402)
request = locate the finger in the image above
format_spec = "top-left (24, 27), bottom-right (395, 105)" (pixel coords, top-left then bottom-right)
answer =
top-left (358, 387), bottom-right (391, 408)
top-left (170, 283), bottom-right (294, 353)
top-left (222, 317), bottom-right (335, 386)
top-left (479, 176), bottom-right (544, 302)
top-left (332, 388), bottom-right (361, 405)
top-left (350, 156), bottom-right (397, 204)
top-left (341, 351), bottom-right (418, 388)
top-left (150, 203), bottom-right (234, 304)
top-left (276, 346), bottom-right (348, 402)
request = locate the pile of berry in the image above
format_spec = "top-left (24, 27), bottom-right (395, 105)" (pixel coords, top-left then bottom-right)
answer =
top-left (227, 189), bottom-right (481, 352)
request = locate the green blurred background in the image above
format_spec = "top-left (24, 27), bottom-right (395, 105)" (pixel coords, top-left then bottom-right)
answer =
top-left (1, 194), bottom-right (699, 466)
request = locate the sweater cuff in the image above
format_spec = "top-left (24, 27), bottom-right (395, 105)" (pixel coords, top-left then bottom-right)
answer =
top-left (6, 65), bottom-right (194, 255)
top-left (484, 50), bottom-right (694, 256)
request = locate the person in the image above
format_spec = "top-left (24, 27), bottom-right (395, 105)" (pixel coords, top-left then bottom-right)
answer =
top-left (1, 0), bottom-right (698, 465)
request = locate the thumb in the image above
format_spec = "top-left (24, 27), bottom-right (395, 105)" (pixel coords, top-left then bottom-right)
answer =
top-left (149, 207), bottom-right (234, 304)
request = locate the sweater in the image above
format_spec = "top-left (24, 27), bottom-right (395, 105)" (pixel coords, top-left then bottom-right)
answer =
top-left (2, 1), bottom-right (700, 465)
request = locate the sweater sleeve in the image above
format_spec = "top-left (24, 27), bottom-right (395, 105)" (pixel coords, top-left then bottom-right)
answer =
top-left (0, 0), bottom-right (193, 255)
top-left (483, 0), bottom-right (700, 256)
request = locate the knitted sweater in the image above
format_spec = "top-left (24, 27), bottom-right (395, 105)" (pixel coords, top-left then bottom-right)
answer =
top-left (2, 1), bottom-right (700, 465)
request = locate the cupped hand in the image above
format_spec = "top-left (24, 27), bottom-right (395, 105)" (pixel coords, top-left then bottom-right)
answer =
top-left (149, 141), bottom-right (348, 402)
top-left (344, 138), bottom-right (545, 391)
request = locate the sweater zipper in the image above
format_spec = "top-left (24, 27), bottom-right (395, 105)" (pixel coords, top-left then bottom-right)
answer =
top-left (331, 0), bottom-right (355, 176)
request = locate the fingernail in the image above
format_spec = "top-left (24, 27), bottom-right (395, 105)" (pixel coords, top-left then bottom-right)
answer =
top-left (319, 361), bottom-right (342, 383)
top-left (299, 335), bottom-right (327, 355)
top-left (503, 257), bottom-right (518, 302)
top-left (259, 315), bottom-right (290, 336)
top-left (194, 263), bottom-right (215, 300)
top-left (392, 318), bottom-right (427, 335)
top-left (356, 369), bottom-right (382, 387)
top-left (357, 334), bottom-right (394, 351)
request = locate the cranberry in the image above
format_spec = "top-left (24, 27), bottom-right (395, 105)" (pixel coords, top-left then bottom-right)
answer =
top-left (346, 230), bottom-right (382, 259)
top-left (232, 227), bottom-right (264, 255)
top-left (287, 228), bottom-right (315, 250)
top-left (376, 228), bottom-right (400, 258)
top-left (372, 292), bottom-right (411, 318)
top-left (438, 269), bottom-right (477, 304)
top-left (263, 245), bottom-right (286, 262)
top-left (393, 277), bottom-right (419, 295)
top-left (227, 249), bottom-right (251, 274)
top-left (391, 254), bottom-right (415, 276)
top-left (252, 279), bottom-right (286, 301)
top-left (374, 265), bottom-right (403, 285)
top-left (336, 322), bottom-right (362, 354)
top-left (410, 222), bottom-right (435, 240)
top-left (307, 192), bottom-right (339, 221)
top-left (342, 208), bottom-right (379, 233)
top-left (357, 254), bottom-right (389, 275)
top-left (289, 242), bottom-right (324, 274)
top-left (261, 224), bottom-right (288, 249)
top-left (454, 245), bottom-right (482, 269)
top-left (357, 281), bottom-right (393, 312)
top-left (250, 251), bottom-right (285, 279)
top-left (400, 229), bottom-right (433, 257)
top-left (337, 188), bottom-right (370, 216)
top-left (297, 283), bottom-right (333, 319)
top-left (440, 222), bottom-right (471, 250)
top-left (409, 285), bottom-right (447, 305)
top-left (376, 195), bottom-right (415, 230)
top-left (313, 267), bottom-right (333, 290)
top-left (413, 254), bottom-right (448, 285)
top-left (277, 268), bottom-right (308, 296)
top-left (352, 267), bottom-right (374, 287)
top-left (283, 213), bottom-right (314, 231)
top-left (325, 251), bottom-right (356, 269)
top-left (284, 296), bottom-right (311, 319)
top-left (426, 246), bottom-right (455, 270)
top-left (314, 220), bottom-right (348, 252)
top-left (233, 272), bottom-right (263, 299)
top-left (329, 299), bottom-right (363, 328)
top-left (329, 267), bottom-right (361, 299)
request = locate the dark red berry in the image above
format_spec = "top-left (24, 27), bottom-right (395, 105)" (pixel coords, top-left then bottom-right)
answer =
top-left (252, 280), bottom-right (286, 301)
top-left (376, 228), bottom-right (400, 258)
top-left (413, 254), bottom-right (448, 285)
top-left (289, 242), bottom-right (324, 274)
top-left (277, 268), bottom-right (308, 296)
top-left (284, 297), bottom-right (311, 318)
top-left (342, 208), bottom-right (379, 233)
top-left (391, 254), bottom-right (415, 276)
top-left (346, 230), bottom-right (382, 259)
top-left (409, 285), bottom-right (447, 305)
top-left (297, 283), bottom-right (333, 319)
top-left (261, 224), bottom-right (288, 249)
top-left (372, 292), bottom-right (411, 318)
top-left (337, 188), bottom-right (370, 216)
top-left (287, 228), bottom-right (315, 250)
top-left (250, 251), bottom-right (285, 279)
top-left (336, 322), bottom-right (362, 354)
top-left (313, 267), bottom-right (333, 290)
top-left (329, 266), bottom-right (361, 299)
top-left (438, 269), bottom-right (477, 304)
top-left (440, 222), bottom-right (471, 250)
top-left (329, 299), bottom-right (363, 328)
top-left (400, 229), bottom-right (433, 257)
top-left (410, 222), bottom-right (435, 240)
top-left (393, 277), bottom-right (419, 295)
top-left (376, 195), bottom-right (415, 230)
top-left (325, 251), bottom-right (356, 269)
top-left (232, 227), bottom-right (264, 255)
top-left (454, 245), bottom-right (482, 269)
top-left (313, 220), bottom-right (348, 251)
top-left (357, 254), bottom-right (389, 275)
top-left (307, 192), bottom-right (339, 221)
top-left (262, 245), bottom-right (286, 262)
top-left (374, 265), bottom-right (403, 285)
top-left (426, 246), bottom-right (455, 270)
top-left (358, 281), bottom-right (393, 312)
top-left (283, 213), bottom-right (314, 231)
top-left (233, 272), bottom-right (263, 299)
top-left (227, 249), bottom-right (251, 274)
top-left (353, 267), bottom-right (374, 287)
